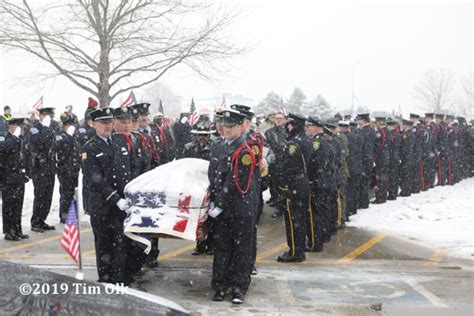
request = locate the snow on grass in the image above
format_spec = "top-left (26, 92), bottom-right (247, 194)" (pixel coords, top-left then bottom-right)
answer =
top-left (347, 178), bottom-right (474, 259)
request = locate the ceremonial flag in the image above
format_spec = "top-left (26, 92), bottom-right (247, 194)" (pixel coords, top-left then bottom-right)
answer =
top-left (158, 99), bottom-right (165, 115)
top-left (61, 200), bottom-right (80, 263)
top-left (220, 96), bottom-right (227, 108)
top-left (280, 97), bottom-right (288, 116)
top-left (32, 96), bottom-right (43, 110)
top-left (120, 90), bottom-right (137, 108)
top-left (189, 98), bottom-right (199, 126)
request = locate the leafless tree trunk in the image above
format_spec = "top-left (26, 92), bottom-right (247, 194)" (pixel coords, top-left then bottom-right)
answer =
top-left (412, 68), bottom-right (456, 113)
top-left (0, 0), bottom-right (244, 107)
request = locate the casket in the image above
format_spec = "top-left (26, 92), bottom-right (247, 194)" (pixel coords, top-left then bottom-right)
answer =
top-left (123, 158), bottom-right (210, 253)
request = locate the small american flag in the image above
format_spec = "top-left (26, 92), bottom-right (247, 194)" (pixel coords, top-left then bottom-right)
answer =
top-left (61, 200), bottom-right (80, 263)
top-left (32, 96), bottom-right (43, 110)
top-left (189, 98), bottom-right (199, 126)
top-left (220, 96), bottom-right (227, 108)
top-left (120, 90), bottom-right (137, 108)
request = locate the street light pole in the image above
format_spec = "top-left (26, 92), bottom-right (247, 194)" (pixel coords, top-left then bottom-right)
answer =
top-left (351, 62), bottom-right (356, 115)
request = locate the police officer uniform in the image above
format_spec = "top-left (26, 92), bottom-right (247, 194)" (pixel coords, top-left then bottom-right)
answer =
top-left (346, 121), bottom-right (363, 214)
top-left (181, 120), bottom-right (215, 255)
top-left (150, 113), bottom-right (174, 164)
top-left (0, 118), bottom-right (30, 241)
top-left (208, 109), bottom-right (256, 304)
top-left (424, 113), bottom-right (439, 189)
top-left (386, 118), bottom-right (401, 200)
top-left (410, 113), bottom-right (424, 193)
top-left (27, 107), bottom-right (57, 232)
top-left (399, 119), bottom-right (415, 196)
top-left (277, 113), bottom-right (311, 263)
top-left (373, 116), bottom-right (389, 204)
top-left (182, 120), bottom-right (214, 160)
top-left (306, 117), bottom-right (335, 252)
top-left (55, 112), bottom-right (81, 223)
top-left (264, 118), bottom-right (288, 217)
top-left (356, 113), bottom-right (375, 209)
top-left (230, 104), bottom-right (264, 274)
top-left (82, 107), bottom-right (133, 285)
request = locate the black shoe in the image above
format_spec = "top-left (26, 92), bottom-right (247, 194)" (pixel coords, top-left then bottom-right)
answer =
top-left (192, 248), bottom-right (206, 256)
top-left (305, 243), bottom-right (324, 252)
top-left (145, 260), bottom-right (159, 269)
top-left (40, 223), bottom-right (55, 231)
top-left (232, 289), bottom-right (245, 304)
top-left (251, 266), bottom-right (258, 275)
top-left (4, 233), bottom-right (20, 241)
top-left (271, 211), bottom-right (283, 218)
top-left (277, 251), bottom-right (305, 263)
top-left (269, 202), bottom-right (277, 207)
top-left (31, 226), bottom-right (44, 233)
top-left (205, 249), bottom-right (214, 256)
top-left (212, 291), bottom-right (225, 302)
top-left (60, 219), bottom-right (66, 224)
top-left (16, 233), bottom-right (30, 239)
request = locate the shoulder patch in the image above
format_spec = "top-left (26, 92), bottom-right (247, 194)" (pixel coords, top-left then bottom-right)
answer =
top-left (30, 127), bottom-right (39, 135)
top-left (78, 128), bottom-right (86, 134)
top-left (82, 152), bottom-right (87, 160)
top-left (0, 136), bottom-right (5, 142)
top-left (288, 144), bottom-right (298, 156)
top-left (241, 153), bottom-right (252, 165)
top-left (312, 141), bottom-right (320, 151)
top-left (252, 144), bottom-right (260, 155)
top-left (55, 135), bottom-right (63, 141)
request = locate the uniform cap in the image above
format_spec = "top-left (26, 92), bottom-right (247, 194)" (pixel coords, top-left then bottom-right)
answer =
top-left (221, 109), bottom-right (245, 127)
top-left (230, 104), bottom-right (254, 119)
top-left (90, 107), bottom-right (113, 121)
top-left (113, 107), bottom-right (132, 120)
top-left (307, 116), bottom-right (323, 127)
top-left (191, 120), bottom-right (215, 134)
top-left (133, 103), bottom-right (151, 115)
top-left (7, 117), bottom-right (26, 125)
top-left (356, 112), bottom-right (370, 121)
top-left (38, 107), bottom-right (55, 116)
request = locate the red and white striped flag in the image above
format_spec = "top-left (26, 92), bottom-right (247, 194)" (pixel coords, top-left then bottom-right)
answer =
top-left (120, 90), bottom-right (137, 108)
top-left (61, 200), bottom-right (80, 263)
top-left (189, 98), bottom-right (199, 126)
top-left (32, 96), bottom-right (43, 110)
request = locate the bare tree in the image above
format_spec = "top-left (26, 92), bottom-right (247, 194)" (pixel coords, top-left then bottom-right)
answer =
top-left (0, 0), bottom-right (243, 107)
top-left (412, 68), bottom-right (456, 113)
top-left (457, 73), bottom-right (474, 119)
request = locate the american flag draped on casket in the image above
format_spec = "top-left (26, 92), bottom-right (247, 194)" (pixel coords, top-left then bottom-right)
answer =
top-left (123, 158), bottom-right (210, 253)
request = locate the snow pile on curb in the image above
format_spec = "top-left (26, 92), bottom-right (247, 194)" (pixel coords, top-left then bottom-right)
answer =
top-left (347, 178), bottom-right (474, 259)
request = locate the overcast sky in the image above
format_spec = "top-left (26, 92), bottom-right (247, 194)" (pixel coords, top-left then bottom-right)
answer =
top-left (0, 0), bottom-right (472, 117)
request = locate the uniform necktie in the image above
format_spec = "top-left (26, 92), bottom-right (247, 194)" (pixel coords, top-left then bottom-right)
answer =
top-left (107, 137), bottom-right (112, 146)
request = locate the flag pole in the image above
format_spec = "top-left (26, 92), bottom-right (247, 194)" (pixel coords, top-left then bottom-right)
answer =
top-left (74, 187), bottom-right (84, 280)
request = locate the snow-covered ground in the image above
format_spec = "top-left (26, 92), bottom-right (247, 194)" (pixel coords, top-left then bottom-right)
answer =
top-left (348, 178), bottom-right (474, 259)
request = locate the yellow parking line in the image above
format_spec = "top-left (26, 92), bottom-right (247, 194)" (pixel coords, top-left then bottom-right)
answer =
top-left (423, 249), bottom-right (446, 267)
top-left (337, 232), bottom-right (386, 264)
top-left (158, 244), bottom-right (196, 260)
top-left (256, 242), bottom-right (287, 261)
top-left (83, 248), bottom-right (96, 256)
top-left (0, 228), bottom-right (92, 255)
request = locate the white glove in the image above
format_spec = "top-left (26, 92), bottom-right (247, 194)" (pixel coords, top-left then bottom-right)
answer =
top-left (208, 207), bottom-right (223, 218)
top-left (116, 198), bottom-right (131, 212)
top-left (181, 116), bottom-right (188, 124)
top-left (12, 126), bottom-right (21, 138)
top-left (209, 202), bottom-right (215, 210)
top-left (66, 125), bottom-right (76, 136)
top-left (41, 115), bottom-right (51, 127)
